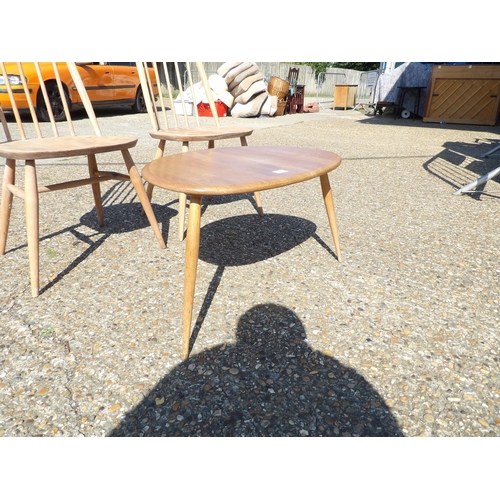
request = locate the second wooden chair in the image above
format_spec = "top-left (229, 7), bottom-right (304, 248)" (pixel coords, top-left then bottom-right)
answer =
top-left (136, 62), bottom-right (263, 240)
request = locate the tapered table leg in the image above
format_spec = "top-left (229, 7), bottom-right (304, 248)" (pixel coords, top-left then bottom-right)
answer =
top-left (0, 158), bottom-right (15, 255)
top-left (240, 136), bottom-right (264, 217)
top-left (178, 142), bottom-right (190, 241)
top-left (320, 173), bottom-right (342, 262)
top-left (24, 160), bottom-right (40, 297)
top-left (253, 191), bottom-right (264, 216)
top-left (122, 150), bottom-right (166, 249)
top-left (178, 192), bottom-right (187, 241)
top-left (182, 195), bottom-right (202, 360)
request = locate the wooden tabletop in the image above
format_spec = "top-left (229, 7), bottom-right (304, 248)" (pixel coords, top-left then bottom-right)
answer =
top-left (141, 146), bottom-right (342, 196)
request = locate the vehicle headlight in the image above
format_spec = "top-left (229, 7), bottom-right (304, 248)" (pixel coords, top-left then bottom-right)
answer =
top-left (0, 74), bottom-right (24, 85)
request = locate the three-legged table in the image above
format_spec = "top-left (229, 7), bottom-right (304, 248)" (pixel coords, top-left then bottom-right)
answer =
top-left (142, 146), bottom-right (343, 359)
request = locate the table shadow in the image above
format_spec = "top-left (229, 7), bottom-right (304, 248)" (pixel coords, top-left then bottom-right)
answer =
top-left (109, 303), bottom-right (403, 437)
top-left (187, 213), bottom-right (330, 351)
top-left (198, 213), bottom-right (318, 266)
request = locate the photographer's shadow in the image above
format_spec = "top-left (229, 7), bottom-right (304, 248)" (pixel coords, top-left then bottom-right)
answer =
top-left (110, 303), bottom-right (402, 437)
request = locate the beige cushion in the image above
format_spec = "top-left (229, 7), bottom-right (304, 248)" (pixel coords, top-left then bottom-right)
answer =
top-left (231, 92), bottom-right (269, 118)
top-left (224, 62), bottom-right (255, 85)
top-left (228, 64), bottom-right (260, 92)
top-left (235, 80), bottom-right (268, 104)
top-left (217, 62), bottom-right (242, 79)
top-left (231, 72), bottom-right (264, 97)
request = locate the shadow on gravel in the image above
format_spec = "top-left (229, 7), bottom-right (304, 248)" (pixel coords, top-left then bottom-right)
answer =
top-left (186, 213), bottom-right (337, 353)
top-left (27, 183), bottom-right (177, 294)
top-left (198, 212), bottom-right (317, 267)
top-left (423, 138), bottom-right (500, 199)
top-left (109, 303), bottom-right (403, 437)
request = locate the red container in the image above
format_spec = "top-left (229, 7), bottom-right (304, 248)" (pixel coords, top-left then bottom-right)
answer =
top-left (197, 100), bottom-right (228, 117)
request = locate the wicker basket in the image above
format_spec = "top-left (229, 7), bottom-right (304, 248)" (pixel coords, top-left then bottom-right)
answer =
top-left (268, 76), bottom-right (290, 116)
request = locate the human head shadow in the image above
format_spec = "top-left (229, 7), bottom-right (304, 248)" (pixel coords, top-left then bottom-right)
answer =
top-left (109, 303), bottom-right (403, 436)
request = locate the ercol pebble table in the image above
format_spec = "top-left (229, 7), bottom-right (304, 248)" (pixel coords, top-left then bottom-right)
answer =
top-left (142, 146), bottom-right (342, 359)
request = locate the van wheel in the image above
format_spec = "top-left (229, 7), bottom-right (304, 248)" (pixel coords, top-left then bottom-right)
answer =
top-left (37, 81), bottom-right (70, 122)
top-left (132, 86), bottom-right (146, 113)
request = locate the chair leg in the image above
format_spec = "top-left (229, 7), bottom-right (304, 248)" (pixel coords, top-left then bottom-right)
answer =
top-left (0, 158), bottom-right (15, 255)
top-left (88, 154), bottom-right (104, 226)
top-left (320, 173), bottom-right (342, 263)
top-left (182, 194), bottom-right (202, 360)
top-left (149, 140), bottom-right (167, 201)
top-left (24, 160), bottom-right (40, 297)
top-left (121, 149), bottom-right (166, 249)
top-left (141, 141), bottom-right (166, 217)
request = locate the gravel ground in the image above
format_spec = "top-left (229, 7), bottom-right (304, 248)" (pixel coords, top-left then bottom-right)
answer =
top-left (1, 105), bottom-right (500, 437)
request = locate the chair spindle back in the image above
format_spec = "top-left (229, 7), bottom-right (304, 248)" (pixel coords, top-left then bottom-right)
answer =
top-left (0, 62), bottom-right (101, 142)
top-left (136, 62), bottom-right (222, 133)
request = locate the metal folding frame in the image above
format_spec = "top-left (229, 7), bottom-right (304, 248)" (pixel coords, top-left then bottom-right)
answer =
top-left (316, 71), bottom-right (346, 109)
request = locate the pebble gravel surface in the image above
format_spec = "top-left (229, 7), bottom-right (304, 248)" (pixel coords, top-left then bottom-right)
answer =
top-left (1, 105), bottom-right (500, 437)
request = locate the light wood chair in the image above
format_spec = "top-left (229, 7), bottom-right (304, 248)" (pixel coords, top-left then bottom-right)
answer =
top-left (136, 62), bottom-right (263, 241)
top-left (0, 62), bottom-right (166, 297)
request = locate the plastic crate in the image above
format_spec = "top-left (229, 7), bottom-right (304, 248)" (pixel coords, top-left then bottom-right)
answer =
top-left (197, 100), bottom-right (228, 117)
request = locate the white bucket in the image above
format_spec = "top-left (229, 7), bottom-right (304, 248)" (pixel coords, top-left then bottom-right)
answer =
top-left (173, 100), bottom-right (194, 116)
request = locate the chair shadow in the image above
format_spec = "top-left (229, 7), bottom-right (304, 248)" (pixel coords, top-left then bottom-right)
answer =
top-left (5, 182), bottom-right (178, 295)
top-left (423, 137), bottom-right (500, 199)
top-left (109, 303), bottom-right (403, 437)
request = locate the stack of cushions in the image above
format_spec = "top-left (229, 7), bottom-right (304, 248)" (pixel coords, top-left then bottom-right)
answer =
top-left (217, 62), bottom-right (277, 118)
top-left (175, 76), bottom-right (234, 112)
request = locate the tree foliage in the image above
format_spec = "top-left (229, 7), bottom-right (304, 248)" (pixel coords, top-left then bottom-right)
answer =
top-left (332, 62), bottom-right (380, 72)
top-left (288, 62), bottom-right (330, 76)
top-left (305, 62), bottom-right (331, 76)
top-left (289, 62), bottom-right (380, 75)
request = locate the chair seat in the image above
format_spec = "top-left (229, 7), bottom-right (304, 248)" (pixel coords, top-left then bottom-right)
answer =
top-left (0, 135), bottom-right (138, 160)
top-left (149, 126), bottom-right (253, 143)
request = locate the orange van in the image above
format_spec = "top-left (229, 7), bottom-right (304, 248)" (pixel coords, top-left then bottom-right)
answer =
top-left (0, 62), bottom-right (157, 121)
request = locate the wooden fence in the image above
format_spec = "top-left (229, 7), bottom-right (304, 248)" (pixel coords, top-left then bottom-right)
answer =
top-left (160, 62), bottom-right (364, 98)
